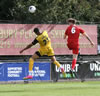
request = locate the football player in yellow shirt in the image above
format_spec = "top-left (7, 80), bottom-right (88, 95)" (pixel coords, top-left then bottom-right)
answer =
top-left (20, 28), bottom-right (66, 79)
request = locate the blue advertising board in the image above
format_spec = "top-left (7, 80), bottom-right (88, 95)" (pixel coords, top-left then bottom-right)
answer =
top-left (0, 62), bottom-right (50, 81)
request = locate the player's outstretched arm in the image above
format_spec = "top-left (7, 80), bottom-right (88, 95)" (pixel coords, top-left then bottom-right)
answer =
top-left (20, 38), bottom-right (38, 54)
top-left (83, 32), bottom-right (94, 46)
top-left (20, 43), bottom-right (33, 54)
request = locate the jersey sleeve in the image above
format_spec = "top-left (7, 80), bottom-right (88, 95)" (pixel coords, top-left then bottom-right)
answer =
top-left (79, 28), bottom-right (85, 34)
top-left (32, 38), bottom-right (38, 45)
top-left (65, 28), bottom-right (68, 35)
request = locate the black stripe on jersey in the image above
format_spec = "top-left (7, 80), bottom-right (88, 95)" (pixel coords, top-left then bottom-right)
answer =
top-left (32, 38), bottom-right (38, 45)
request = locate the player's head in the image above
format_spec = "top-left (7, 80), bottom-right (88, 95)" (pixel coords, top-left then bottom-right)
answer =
top-left (33, 28), bottom-right (40, 35)
top-left (67, 18), bottom-right (76, 25)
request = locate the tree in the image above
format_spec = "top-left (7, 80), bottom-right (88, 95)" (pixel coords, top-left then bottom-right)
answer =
top-left (0, 0), bottom-right (14, 20)
top-left (0, 0), bottom-right (100, 24)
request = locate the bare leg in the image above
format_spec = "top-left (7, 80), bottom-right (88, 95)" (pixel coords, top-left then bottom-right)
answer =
top-left (73, 54), bottom-right (78, 60)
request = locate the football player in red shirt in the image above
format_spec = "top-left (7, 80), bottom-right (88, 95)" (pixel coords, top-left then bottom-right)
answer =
top-left (64, 18), bottom-right (94, 77)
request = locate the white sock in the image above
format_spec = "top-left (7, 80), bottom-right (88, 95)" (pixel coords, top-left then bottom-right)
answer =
top-left (59, 65), bottom-right (63, 69)
top-left (29, 71), bottom-right (33, 76)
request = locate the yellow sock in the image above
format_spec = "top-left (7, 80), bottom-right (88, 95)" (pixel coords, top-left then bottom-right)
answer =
top-left (53, 61), bottom-right (61, 68)
top-left (29, 58), bottom-right (34, 71)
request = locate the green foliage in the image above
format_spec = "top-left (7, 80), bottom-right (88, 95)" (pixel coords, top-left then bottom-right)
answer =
top-left (0, 0), bottom-right (100, 24)
top-left (0, 0), bottom-right (100, 43)
top-left (0, 0), bottom-right (14, 20)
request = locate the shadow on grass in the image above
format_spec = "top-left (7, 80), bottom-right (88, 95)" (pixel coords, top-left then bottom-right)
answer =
top-left (0, 90), bottom-right (27, 93)
top-left (53, 87), bottom-right (99, 90)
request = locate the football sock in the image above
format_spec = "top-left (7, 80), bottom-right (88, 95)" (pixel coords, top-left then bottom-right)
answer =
top-left (54, 61), bottom-right (61, 68)
top-left (29, 58), bottom-right (34, 71)
top-left (29, 71), bottom-right (33, 76)
top-left (54, 61), bottom-right (66, 77)
top-left (72, 59), bottom-right (76, 70)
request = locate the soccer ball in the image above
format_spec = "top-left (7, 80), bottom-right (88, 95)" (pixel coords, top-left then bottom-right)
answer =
top-left (28, 6), bottom-right (36, 13)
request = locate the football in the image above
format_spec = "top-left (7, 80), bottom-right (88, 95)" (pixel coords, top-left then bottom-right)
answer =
top-left (28, 6), bottom-right (36, 13)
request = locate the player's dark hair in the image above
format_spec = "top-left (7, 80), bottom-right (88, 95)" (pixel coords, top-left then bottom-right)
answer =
top-left (34, 28), bottom-right (39, 34)
top-left (68, 18), bottom-right (76, 24)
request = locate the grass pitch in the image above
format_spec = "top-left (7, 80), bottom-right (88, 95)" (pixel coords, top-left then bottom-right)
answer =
top-left (0, 81), bottom-right (100, 96)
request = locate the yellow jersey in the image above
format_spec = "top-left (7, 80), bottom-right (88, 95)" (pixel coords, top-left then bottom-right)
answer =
top-left (36, 31), bottom-right (51, 48)
top-left (32, 30), bottom-right (54, 56)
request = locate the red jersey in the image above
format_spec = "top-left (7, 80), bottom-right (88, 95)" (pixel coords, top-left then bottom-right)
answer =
top-left (65, 25), bottom-right (84, 49)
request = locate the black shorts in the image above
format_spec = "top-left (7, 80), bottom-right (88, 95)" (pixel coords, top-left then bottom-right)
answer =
top-left (35, 51), bottom-right (54, 57)
top-left (35, 51), bottom-right (41, 57)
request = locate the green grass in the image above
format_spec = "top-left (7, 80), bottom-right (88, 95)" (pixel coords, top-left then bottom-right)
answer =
top-left (0, 81), bottom-right (100, 96)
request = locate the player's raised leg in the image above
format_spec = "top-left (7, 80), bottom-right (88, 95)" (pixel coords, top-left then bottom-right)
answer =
top-left (23, 52), bottom-right (40, 80)
top-left (72, 54), bottom-right (78, 70)
top-left (51, 56), bottom-right (66, 77)
top-left (70, 49), bottom-right (78, 78)
top-left (71, 49), bottom-right (78, 71)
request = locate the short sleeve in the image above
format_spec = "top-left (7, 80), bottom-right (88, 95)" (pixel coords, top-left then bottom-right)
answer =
top-left (32, 38), bottom-right (38, 45)
top-left (65, 28), bottom-right (68, 35)
top-left (79, 28), bottom-right (85, 34)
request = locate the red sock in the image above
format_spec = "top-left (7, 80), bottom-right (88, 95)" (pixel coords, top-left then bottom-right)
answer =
top-left (72, 59), bottom-right (76, 70)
